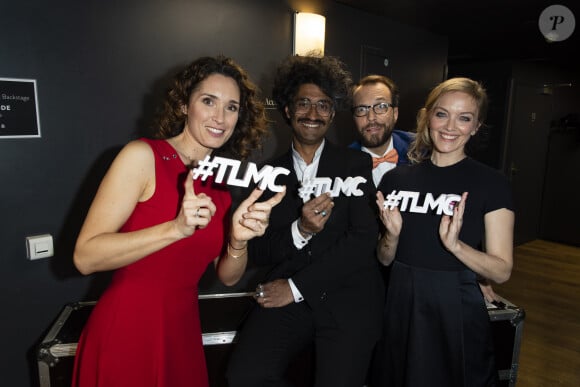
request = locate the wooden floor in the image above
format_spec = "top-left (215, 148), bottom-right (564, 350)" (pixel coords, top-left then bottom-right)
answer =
top-left (494, 240), bottom-right (580, 387)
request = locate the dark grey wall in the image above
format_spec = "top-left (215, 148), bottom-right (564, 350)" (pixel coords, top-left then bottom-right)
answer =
top-left (0, 1), bottom-right (447, 385)
top-left (449, 61), bottom-right (580, 246)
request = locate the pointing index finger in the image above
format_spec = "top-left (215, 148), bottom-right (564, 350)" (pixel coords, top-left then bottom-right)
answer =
top-left (184, 170), bottom-right (197, 199)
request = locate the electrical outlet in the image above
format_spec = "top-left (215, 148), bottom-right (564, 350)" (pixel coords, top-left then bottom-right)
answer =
top-left (26, 234), bottom-right (54, 260)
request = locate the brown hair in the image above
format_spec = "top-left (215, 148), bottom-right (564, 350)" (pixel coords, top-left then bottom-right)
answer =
top-left (353, 74), bottom-right (400, 107)
top-left (152, 56), bottom-right (268, 160)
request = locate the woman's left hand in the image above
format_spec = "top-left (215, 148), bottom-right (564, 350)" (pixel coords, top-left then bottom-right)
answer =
top-left (439, 191), bottom-right (468, 254)
top-left (230, 187), bottom-right (286, 243)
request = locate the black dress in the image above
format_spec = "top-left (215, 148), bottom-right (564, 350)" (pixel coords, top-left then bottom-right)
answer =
top-left (375, 158), bottom-right (513, 387)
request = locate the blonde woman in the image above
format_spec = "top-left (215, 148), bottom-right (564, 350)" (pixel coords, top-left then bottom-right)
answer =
top-left (375, 77), bottom-right (514, 386)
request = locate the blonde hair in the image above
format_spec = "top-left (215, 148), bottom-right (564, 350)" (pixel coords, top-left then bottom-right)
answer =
top-left (408, 77), bottom-right (488, 163)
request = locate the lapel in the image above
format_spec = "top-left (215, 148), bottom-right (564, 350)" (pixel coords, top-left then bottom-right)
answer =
top-left (274, 149), bottom-right (303, 217)
top-left (275, 139), bottom-right (340, 213)
top-left (276, 148), bottom-right (298, 188)
top-left (317, 140), bottom-right (339, 178)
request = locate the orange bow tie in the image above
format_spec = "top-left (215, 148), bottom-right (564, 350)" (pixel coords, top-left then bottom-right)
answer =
top-left (372, 149), bottom-right (398, 169)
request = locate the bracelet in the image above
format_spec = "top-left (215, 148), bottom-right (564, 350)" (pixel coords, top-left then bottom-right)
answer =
top-left (227, 241), bottom-right (247, 259)
top-left (297, 219), bottom-right (316, 237)
top-left (228, 240), bottom-right (247, 250)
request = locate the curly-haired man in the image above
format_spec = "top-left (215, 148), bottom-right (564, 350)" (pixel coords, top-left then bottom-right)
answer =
top-left (227, 54), bottom-right (384, 387)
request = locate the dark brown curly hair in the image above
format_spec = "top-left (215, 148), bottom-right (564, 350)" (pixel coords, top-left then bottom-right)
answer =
top-left (272, 54), bottom-right (353, 125)
top-left (151, 56), bottom-right (268, 160)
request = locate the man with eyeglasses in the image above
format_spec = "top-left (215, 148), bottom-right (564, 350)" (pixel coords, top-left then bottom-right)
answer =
top-left (350, 75), bottom-right (499, 386)
top-left (349, 75), bottom-right (413, 187)
top-left (347, 75), bottom-right (414, 386)
top-left (227, 55), bottom-right (384, 387)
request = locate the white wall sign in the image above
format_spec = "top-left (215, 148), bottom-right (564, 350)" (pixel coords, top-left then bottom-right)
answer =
top-left (0, 78), bottom-right (41, 138)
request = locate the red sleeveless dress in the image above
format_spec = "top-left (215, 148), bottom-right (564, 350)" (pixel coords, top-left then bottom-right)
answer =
top-left (72, 138), bottom-right (231, 387)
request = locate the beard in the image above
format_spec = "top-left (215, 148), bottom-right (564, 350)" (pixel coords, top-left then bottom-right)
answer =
top-left (359, 123), bottom-right (393, 148)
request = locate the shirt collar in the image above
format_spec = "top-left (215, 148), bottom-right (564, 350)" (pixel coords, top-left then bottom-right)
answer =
top-left (292, 139), bottom-right (325, 165)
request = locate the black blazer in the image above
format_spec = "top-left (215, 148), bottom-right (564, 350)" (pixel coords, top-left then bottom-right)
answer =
top-left (248, 140), bottom-right (384, 335)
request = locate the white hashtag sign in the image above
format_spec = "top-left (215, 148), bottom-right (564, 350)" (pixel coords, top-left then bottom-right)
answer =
top-left (383, 190), bottom-right (401, 210)
top-left (191, 156), bottom-right (289, 192)
top-left (191, 156), bottom-right (220, 181)
top-left (298, 176), bottom-right (367, 202)
top-left (383, 190), bottom-right (461, 215)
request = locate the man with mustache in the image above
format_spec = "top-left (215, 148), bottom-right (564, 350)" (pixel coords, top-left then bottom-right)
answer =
top-left (351, 75), bottom-right (500, 386)
top-left (349, 75), bottom-right (413, 386)
top-left (227, 55), bottom-right (384, 387)
top-left (349, 74), bottom-right (413, 187)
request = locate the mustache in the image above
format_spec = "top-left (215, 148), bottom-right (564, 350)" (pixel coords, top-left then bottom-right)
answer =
top-left (363, 122), bottom-right (387, 131)
top-left (298, 118), bottom-right (326, 125)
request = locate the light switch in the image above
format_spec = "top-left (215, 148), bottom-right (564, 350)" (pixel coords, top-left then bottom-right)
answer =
top-left (26, 234), bottom-right (54, 260)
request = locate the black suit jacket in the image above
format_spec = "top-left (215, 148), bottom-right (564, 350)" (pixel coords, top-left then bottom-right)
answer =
top-left (248, 140), bottom-right (384, 336)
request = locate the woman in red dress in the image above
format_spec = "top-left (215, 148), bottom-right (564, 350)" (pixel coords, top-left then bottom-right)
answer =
top-left (72, 56), bottom-right (284, 387)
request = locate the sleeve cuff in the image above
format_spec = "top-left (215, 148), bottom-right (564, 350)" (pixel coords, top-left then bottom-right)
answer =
top-left (291, 220), bottom-right (311, 249)
top-left (288, 278), bottom-right (304, 303)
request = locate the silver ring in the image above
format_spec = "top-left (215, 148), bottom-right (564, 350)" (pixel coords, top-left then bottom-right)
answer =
top-left (195, 208), bottom-right (200, 217)
top-left (320, 210), bottom-right (327, 217)
top-left (258, 291), bottom-right (265, 298)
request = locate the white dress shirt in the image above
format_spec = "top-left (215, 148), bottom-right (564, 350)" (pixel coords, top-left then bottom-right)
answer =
top-left (361, 138), bottom-right (397, 187)
top-left (287, 140), bottom-right (325, 303)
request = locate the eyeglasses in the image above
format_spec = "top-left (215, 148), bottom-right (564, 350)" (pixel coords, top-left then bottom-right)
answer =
top-left (352, 102), bottom-right (393, 117)
top-left (293, 98), bottom-right (334, 117)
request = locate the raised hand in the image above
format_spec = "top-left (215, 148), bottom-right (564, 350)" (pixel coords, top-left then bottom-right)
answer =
top-left (299, 193), bottom-right (334, 235)
top-left (376, 191), bottom-right (402, 237)
top-left (230, 187), bottom-right (286, 243)
top-left (175, 170), bottom-right (217, 238)
top-left (439, 191), bottom-right (468, 254)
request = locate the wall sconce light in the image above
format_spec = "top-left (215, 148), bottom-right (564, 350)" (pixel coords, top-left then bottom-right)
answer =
top-left (293, 12), bottom-right (326, 57)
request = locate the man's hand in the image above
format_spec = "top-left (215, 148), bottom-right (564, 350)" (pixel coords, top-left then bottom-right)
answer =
top-left (254, 279), bottom-right (294, 308)
top-left (299, 193), bottom-right (334, 235)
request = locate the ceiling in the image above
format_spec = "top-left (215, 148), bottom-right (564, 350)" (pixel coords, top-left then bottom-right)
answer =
top-left (335, 0), bottom-right (578, 66)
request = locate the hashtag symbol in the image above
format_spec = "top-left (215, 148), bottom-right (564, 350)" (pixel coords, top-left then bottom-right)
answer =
top-left (191, 155), bottom-right (219, 181)
top-left (383, 190), bottom-right (401, 210)
top-left (298, 179), bottom-right (318, 202)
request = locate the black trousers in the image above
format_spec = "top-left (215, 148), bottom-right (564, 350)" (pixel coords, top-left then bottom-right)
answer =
top-left (226, 301), bottom-right (375, 387)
